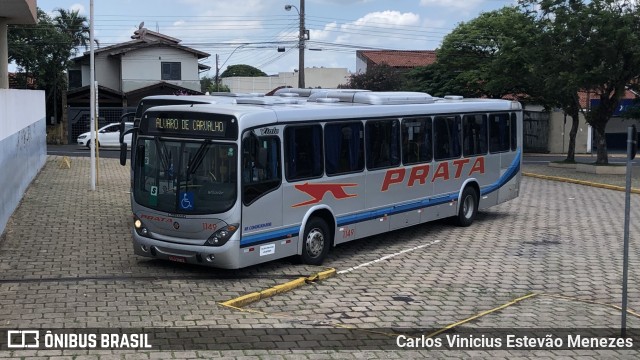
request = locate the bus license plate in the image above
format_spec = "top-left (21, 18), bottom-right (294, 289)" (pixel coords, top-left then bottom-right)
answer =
top-left (168, 255), bottom-right (186, 263)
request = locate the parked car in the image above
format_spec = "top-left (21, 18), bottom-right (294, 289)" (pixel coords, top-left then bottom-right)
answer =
top-left (77, 122), bottom-right (133, 148)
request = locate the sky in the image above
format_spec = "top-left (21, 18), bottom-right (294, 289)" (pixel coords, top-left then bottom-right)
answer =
top-left (34, 0), bottom-right (518, 76)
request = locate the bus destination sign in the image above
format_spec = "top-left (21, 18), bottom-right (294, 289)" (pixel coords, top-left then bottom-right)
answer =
top-left (143, 112), bottom-right (237, 139)
top-left (155, 117), bottom-right (225, 134)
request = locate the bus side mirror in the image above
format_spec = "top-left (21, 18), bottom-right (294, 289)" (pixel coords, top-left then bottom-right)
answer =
top-left (120, 143), bottom-right (128, 166)
top-left (119, 127), bottom-right (137, 166)
top-left (119, 112), bottom-right (136, 141)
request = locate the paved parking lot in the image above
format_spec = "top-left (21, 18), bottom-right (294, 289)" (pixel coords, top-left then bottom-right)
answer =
top-left (0, 156), bottom-right (639, 359)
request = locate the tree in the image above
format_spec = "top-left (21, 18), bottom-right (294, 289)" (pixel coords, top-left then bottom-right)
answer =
top-left (9, 8), bottom-right (95, 124)
top-left (524, 0), bottom-right (640, 164)
top-left (408, 7), bottom-right (540, 100)
top-left (341, 63), bottom-right (404, 91)
top-left (220, 64), bottom-right (266, 78)
top-left (53, 8), bottom-right (91, 54)
top-left (200, 75), bottom-right (230, 93)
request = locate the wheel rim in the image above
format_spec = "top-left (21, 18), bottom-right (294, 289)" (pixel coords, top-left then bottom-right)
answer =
top-left (305, 228), bottom-right (325, 258)
top-left (463, 194), bottom-right (475, 219)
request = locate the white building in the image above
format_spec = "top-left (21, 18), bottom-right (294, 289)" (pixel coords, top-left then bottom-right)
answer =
top-left (67, 29), bottom-right (210, 108)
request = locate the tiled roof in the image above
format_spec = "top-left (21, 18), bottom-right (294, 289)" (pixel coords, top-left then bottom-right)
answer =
top-left (357, 50), bottom-right (437, 68)
top-left (8, 72), bottom-right (36, 89)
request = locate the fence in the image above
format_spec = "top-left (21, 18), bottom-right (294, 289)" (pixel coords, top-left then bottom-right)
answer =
top-left (523, 110), bottom-right (550, 153)
top-left (67, 106), bottom-right (136, 144)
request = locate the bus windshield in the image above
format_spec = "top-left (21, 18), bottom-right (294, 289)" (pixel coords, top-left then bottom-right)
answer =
top-left (133, 138), bottom-right (238, 214)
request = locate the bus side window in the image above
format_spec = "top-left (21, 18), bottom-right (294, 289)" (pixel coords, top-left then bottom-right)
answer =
top-left (242, 133), bottom-right (281, 205)
top-left (462, 114), bottom-right (488, 157)
top-left (284, 125), bottom-right (323, 181)
top-left (489, 113), bottom-right (511, 153)
top-left (510, 113), bottom-right (518, 151)
top-left (325, 122), bottom-right (364, 175)
top-left (402, 117), bottom-right (432, 165)
top-left (434, 115), bottom-right (461, 160)
top-left (366, 119), bottom-right (400, 170)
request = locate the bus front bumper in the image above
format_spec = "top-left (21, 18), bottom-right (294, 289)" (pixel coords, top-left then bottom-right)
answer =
top-left (132, 231), bottom-right (240, 269)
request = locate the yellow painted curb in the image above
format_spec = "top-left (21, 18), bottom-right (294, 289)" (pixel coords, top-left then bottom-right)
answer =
top-left (220, 268), bottom-right (337, 308)
top-left (523, 172), bottom-right (640, 194)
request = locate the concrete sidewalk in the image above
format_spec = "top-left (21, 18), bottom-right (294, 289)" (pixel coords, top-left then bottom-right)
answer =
top-left (523, 162), bottom-right (640, 190)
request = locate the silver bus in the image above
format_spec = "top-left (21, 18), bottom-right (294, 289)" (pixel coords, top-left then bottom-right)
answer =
top-left (121, 90), bottom-right (522, 269)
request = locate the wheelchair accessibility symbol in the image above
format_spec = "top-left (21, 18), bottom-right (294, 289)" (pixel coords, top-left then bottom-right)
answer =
top-left (179, 192), bottom-right (194, 210)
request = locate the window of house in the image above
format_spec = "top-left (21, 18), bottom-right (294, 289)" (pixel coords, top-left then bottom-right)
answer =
top-left (68, 70), bottom-right (82, 89)
top-left (161, 62), bottom-right (181, 80)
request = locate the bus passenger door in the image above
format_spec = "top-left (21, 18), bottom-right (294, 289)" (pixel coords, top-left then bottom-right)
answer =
top-left (240, 131), bottom-right (290, 261)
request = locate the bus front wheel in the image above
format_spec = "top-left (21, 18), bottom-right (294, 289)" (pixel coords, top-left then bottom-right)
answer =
top-left (300, 218), bottom-right (330, 265)
top-left (456, 187), bottom-right (478, 227)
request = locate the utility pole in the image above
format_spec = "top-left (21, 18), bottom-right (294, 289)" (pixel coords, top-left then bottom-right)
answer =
top-left (298, 0), bottom-right (305, 89)
top-left (89, 0), bottom-right (96, 190)
top-left (215, 54), bottom-right (220, 92)
top-left (285, 1), bottom-right (306, 88)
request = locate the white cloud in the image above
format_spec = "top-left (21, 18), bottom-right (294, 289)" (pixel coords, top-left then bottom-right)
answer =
top-left (69, 3), bottom-right (86, 15)
top-left (334, 11), bottom-right (423, 47)
top-left (420, 0), bottom-right (484, 11)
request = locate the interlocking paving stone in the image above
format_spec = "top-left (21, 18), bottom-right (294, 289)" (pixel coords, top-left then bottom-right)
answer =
top-left (0, 157), bottom-right (638, 358)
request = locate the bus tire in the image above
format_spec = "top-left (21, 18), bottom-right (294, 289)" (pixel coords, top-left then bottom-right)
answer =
top-left (300, 218), bottom-right (330, 265)
top-left (456, 186), bottom-right (478, 227)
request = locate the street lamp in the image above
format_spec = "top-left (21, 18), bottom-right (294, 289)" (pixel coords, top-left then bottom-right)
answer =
top-left (285, 1), bottom-right (307, 88)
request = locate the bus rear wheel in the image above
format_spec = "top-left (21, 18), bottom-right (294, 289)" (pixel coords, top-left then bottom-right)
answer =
top-left (300, 218), bottom-right (330, 265)
top-left (456, 187), bottom-right (478, 227)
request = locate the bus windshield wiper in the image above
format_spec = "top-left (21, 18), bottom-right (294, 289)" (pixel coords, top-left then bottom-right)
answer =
top-left (187, 140), bottom-right (211, 175)
top-left (154, 138), bottom-right (172, 175)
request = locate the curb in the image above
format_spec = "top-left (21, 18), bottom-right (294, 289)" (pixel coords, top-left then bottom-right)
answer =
top-left (220, 268), bottom-right (337, 308)
top-left (523, 172), bottom-right (640, 194)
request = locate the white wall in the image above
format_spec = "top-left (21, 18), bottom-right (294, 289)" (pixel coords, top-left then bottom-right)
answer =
top-left (121, 47), bottom-right (200, 93)
top-left (548, 110), bottom-right (590, 154)
top-left (0, 89), bottom-right (46, 235)
top-left (222, 68), bottom-right (350, 94)
top-left (96, 55), bottom-right (121, 91)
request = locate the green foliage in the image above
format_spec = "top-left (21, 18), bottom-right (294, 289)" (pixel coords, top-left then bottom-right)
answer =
top-left (200, 75), bottom-right (230, 93)
top-left (522, 0), bottom-right (640, 163)
top-left (341, 63), bottom-right (404, 91)
top-left (220, 64), bottom-right (267, 78)
top-left (9, 8), bottom-right (91, 123)
top-left (408, 7), bottom-right (539, 100)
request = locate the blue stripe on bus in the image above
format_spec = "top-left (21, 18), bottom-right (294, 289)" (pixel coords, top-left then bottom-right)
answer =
top-left (240, 226), bottom-right (299, 247)
top-left (240, 151), bottom-right (521, 247)
top-left (480, 149), bottom-right (521, 196)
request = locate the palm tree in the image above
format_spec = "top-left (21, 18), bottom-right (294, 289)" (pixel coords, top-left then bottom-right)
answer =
top-left (53, 9), bottom-right (94, 54)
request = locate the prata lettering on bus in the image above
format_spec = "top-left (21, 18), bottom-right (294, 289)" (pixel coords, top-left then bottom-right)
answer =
top-left (139, 214), bottom-right (174, 224)
top-left (381, 157), bottom-right (485, 192)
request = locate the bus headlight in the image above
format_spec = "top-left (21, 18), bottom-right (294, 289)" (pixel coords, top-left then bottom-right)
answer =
top-left (205, 223), bottom-right (239, 246)
top-left (133, 215), bottom-right (150, 238)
